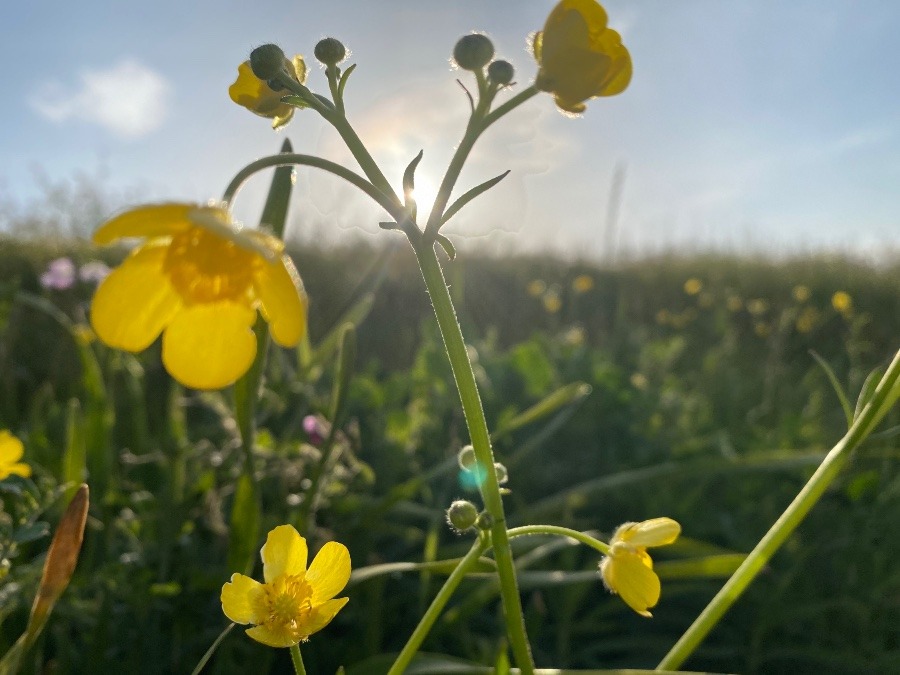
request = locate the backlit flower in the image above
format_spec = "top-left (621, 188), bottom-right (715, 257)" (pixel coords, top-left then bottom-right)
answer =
top-left (599, 517), bottom-right (680, 617)
top-left (0, 430), bottom-right (31, 480)
top-left (533, 0), bottom-right (632, 114)
top-left (221, 525), bottom-right (350, 647)
top-left (90, 203), bottom-right (307, 390)
top-left (229, 55), bottom-right (308, 129)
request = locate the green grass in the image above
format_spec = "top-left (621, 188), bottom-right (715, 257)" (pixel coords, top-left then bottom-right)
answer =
top-left (1, 235), bottom-right (898, 674)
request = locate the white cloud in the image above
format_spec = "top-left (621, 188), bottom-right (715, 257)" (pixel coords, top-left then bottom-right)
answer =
top-left (30, 59), bottom-right (170, 138)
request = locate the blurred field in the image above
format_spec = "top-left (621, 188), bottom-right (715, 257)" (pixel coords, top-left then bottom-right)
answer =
top-left (1, 234), bottom-right (899, 674)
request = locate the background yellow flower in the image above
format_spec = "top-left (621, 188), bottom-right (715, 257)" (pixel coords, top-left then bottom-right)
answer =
top-left (221, 525), bottom-right (350, 647)
top-left (0, 430), bottom-right (32, 480)
top-left (91, 203), bottom-right (308, 390)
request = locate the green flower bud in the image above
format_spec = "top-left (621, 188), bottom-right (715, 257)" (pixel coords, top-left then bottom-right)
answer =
top-left (250, 44), bottom-right (289, 81)
top-left (315, 37), bottom-right (347, 66)
top-left (494, 462), bottom-right (508, 485)
top-left (476, 512), bottom-right (494, 531)
top-left (453, 33), bottom-right (494, 71)
top-left (488, 60), bottom-right (514, 85)
top-left (446, 500), bottom-right (479, 532)
top-left (457, 445), bottom-right (477, 471)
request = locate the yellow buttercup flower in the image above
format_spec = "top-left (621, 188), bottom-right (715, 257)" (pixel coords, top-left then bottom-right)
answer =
top-left (571, 274), bottom-right (595, 293)
top-left (229, 55), bottom-right (308, 129)
top-left (533, 0), bottom-right (632, 114)
top-left (832, 291), bottom-right (853, 316)
top-left (221, 525), bottom-right (350, 647)
top-left (90, 203), bottom-right (307, 390)
top-left (683, 278), bottom-right (703, 296)
top-left (0, 430), bottom-right (31, 480)
top-left (599, 517), bottom-right (680, 617)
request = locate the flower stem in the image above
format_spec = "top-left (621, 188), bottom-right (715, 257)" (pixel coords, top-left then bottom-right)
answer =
top-left (657, 347), bottom-right (900, 671)
top-left (289, 643), bottom-right (307, 675)
top-left (388, 537), bottom-right (490, 675)
top-left (423, 84), bottom-right (540, 239)
top-left (221, 153), bottom-right (404, 223)
top-left (507, 525), bottom-right (609, 555)
top-left (410, 237), bottom-right (535, 674)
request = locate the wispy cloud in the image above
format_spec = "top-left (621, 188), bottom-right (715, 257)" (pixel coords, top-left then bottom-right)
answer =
top-left (30, 59), bottom-right (170, 138)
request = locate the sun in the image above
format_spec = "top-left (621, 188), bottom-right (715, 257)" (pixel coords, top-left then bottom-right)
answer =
top-left (407, 174), bottom-right (438, 218)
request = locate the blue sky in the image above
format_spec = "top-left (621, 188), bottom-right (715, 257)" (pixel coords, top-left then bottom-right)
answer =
top-left (2, 1), bottom-right (899, 258)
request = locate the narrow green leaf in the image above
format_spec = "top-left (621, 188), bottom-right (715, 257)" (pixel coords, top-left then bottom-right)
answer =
top-left (435, 234), bottom-right (456, 261)
top-left (855, 365), bottom-right (885, 421)
top-left (260, 138), bottom-right (295, 239)
top-left (810, 350), bottom-right (853, 427)
top-left (440, 170), bottom-right (510, 225)
top-left (328, 324), bottom-right (357, 427)
top-left (311, 293), bottom-right (375, 368)
top-left (62, 399), bottom-right (87, 502)
top-left (348, 557), bottom-right (498, 586)
top-left (492, 382), bottom-right (591, 441)
top-left (227, 474), bottom-right (261, 577)
top-left (337, 63), bottom-right (357, 99)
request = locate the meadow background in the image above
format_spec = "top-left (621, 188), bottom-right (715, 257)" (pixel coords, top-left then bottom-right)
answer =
top-left (1, 177), bottom-right (898, 674)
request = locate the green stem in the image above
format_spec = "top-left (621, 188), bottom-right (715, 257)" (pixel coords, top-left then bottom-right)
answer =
top-left (483, 85), bottom-right (540, 129)
top-left (289, 643), bottom-right (307, 675)
top-left (657, 347), bottom-right (900, 670)
top-left (410, 238), bottom-right (535, 674)
top-left (507, 525), bottom-right (609, 556)
top-left (273, 74), bottom-right (399, 204)
top-left (423, 84), bottom-right (540, 239)
top-left (190, 623), bottom-right (235, 675)
top-left (389, 537), bottom-right (490, 675)
top-left (221, 154), bottom-right (404, 223)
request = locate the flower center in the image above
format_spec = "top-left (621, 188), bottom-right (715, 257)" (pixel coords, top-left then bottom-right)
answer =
top-left (255, 574), bottom-right (315, 635)
top-left (164, 227), bottom-right (257, 304)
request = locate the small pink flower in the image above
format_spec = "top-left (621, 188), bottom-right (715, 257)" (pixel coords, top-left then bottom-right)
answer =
top-left (303, 415), bottom-right (329, 446)
top-left (40, 258), bottom-right (77, 290)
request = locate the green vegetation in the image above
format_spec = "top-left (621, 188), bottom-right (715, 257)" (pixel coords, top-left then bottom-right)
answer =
top-left (1, 236), bottom-right (898, 673)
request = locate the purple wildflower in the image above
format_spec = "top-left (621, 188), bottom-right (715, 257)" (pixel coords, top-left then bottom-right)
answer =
top-left (40, 258), bottom-right (76, 290)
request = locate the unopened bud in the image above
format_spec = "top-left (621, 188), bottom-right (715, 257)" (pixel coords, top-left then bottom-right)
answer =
top-left (315, 37), bottom-right (347, 66)
top-left (453, 33), bottom-right (494, 71)
top-left (475, 512), bottom-right (494, 531)
top-left (446, 500), bottom-right (479, 532)
top-left (488, 60), bottom-right (514, 85)
top-left (250, 44), bottom-right (289, 80)
top-left (457, 445), bottom-right (477, 471)
top-left (494, 462), bottom-right (508, 485)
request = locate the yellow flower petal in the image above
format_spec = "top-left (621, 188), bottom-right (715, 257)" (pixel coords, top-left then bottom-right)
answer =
top-left (90, 243), bottom-right (182, 352)
top-left (260, 525), bottom-right (308, 584)
top-left (253, 254), bottom-right (308, 348)
top-left (93, 203), bottom-right (194, 245)
top-left (5, 463), bottom-right (32, 478)
top-left (245, 623), bottom-right (298, 648)
top-left (221, 573), bottom-right (264, 624)
top-left (229, 61), bottom-right (295, 124)
top-left (302, 597), bottom-right (349, 635)
top-left (161, 302), bottom-right (257, 390)
top-left (601, 549), bottom-right (660, 617)
top-left (306, 542), bottom-right (351, 603)
top-left (535, 0), bottom-right (631, 112)
top-left (0, 431), bottom-right (25, 463)
top-left (614, 518), bottom-right (681, 548)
